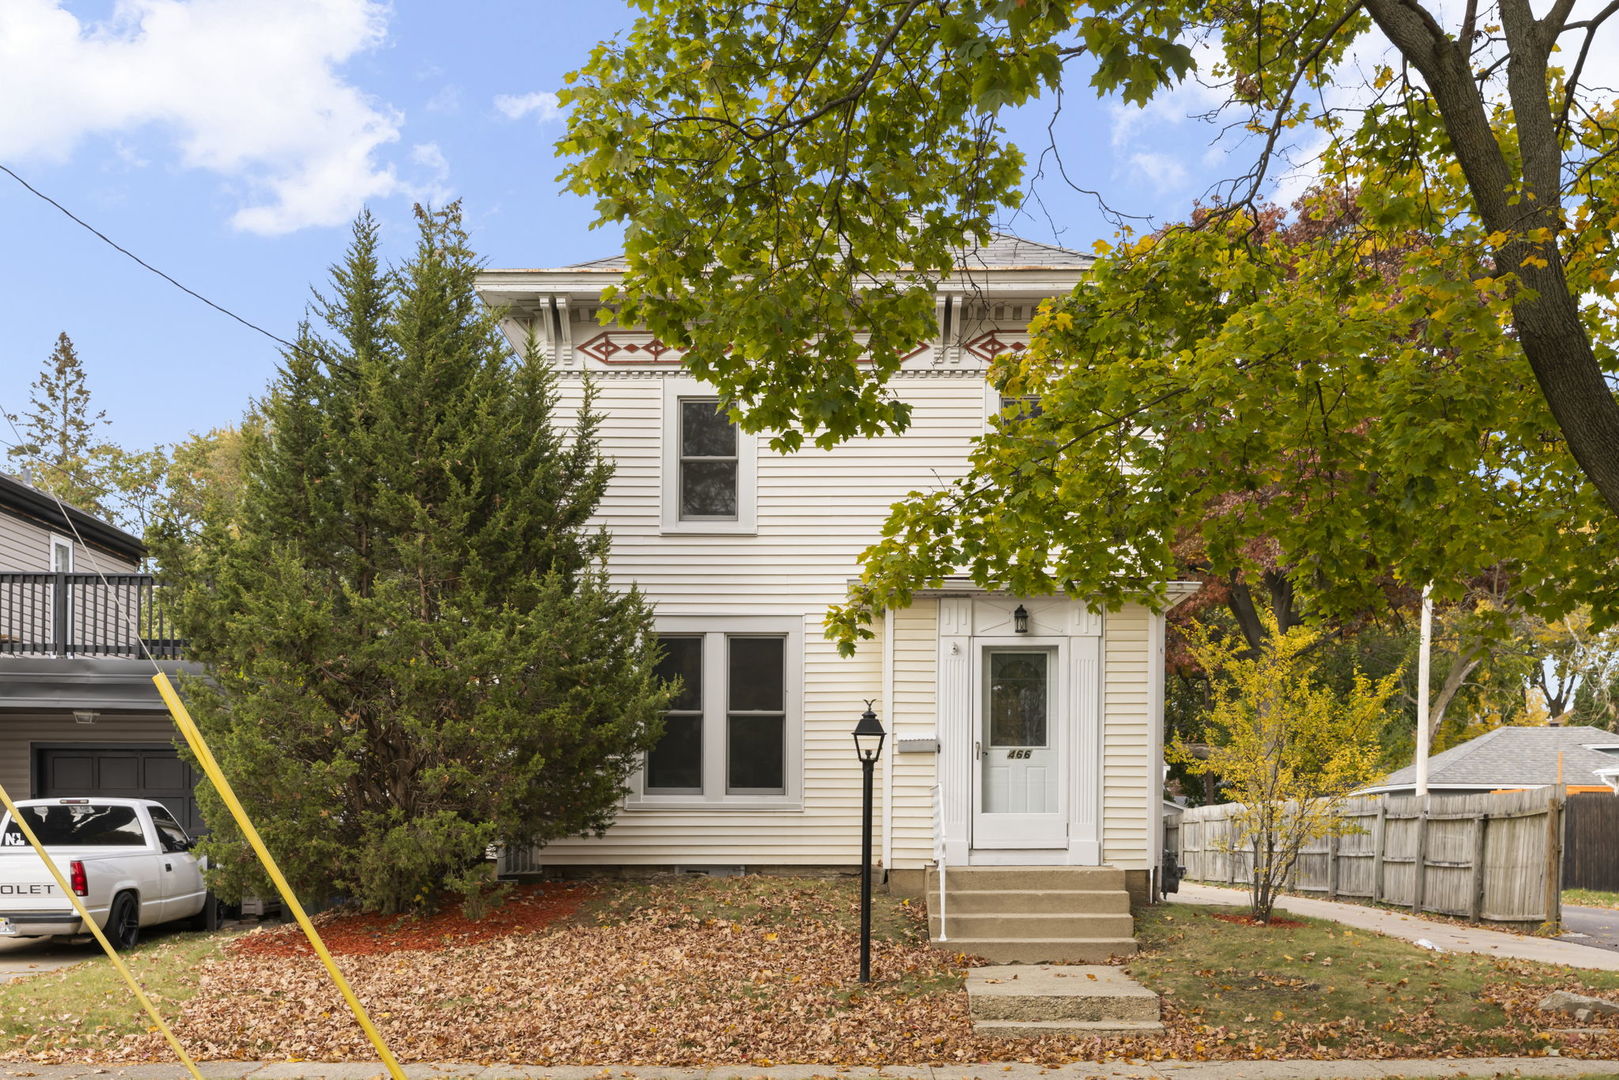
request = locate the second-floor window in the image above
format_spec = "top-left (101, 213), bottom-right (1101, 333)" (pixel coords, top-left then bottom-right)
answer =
top-left (679, 399), bottom-right (737, 520)
top-left (662, 381), bottom-right (757, 534)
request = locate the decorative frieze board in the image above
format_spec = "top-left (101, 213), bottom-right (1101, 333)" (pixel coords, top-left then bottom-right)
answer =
top-left (579, 366), bottom-right (996, 380)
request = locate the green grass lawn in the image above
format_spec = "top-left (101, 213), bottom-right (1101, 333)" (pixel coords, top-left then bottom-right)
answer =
top-left (1129, 903), bottom-right (1619, 1056)
top-left (1565, 888), bottom-right (1619, 910)
top-left (0, 929), bottom-right (228, 1051)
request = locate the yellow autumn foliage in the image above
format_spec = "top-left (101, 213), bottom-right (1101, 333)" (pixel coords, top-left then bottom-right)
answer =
top-left (1173, 614), bottom-right (1398, 922)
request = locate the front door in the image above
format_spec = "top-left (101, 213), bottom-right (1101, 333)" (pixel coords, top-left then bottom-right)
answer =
top-left (972, 646), bottom-right (1067, 848)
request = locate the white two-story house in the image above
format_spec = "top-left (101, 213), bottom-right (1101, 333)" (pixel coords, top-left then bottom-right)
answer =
top-left (477, 234), bottom-right (1189, 959)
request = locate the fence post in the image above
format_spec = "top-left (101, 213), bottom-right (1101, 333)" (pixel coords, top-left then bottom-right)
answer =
top-left (1326, 831), bottom-right (1340, 900)
top-left (1372, 803), bottom-right (1387, 904)
top-left (1544, 793), bottom-right (1564, 931)
top-left (1469, 812), bottom-right (1489, 922)
top-left (1411, 799), bottom-right (1430, 914)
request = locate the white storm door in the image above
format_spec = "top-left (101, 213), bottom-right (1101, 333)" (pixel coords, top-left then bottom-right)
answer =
top-left (972, 646), bottom-right (1067, 848)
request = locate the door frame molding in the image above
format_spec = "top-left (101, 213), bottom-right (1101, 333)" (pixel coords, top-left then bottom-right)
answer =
top-left (971, 638), bottom-right (1067, 849)
top-left (935, 596), bottom-right (1103, 866)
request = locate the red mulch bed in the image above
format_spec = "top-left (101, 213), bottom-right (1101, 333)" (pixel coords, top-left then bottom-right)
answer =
top-left (232, 881), bottom-right (594, 957)
top-left (1211, 912), bottom-right (1307, 928)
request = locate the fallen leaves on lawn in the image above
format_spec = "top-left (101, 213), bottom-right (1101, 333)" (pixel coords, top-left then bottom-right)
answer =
top-left (2, 879), bottom-right (1615, 1066)
top-left (234, 882), bottom-right (594, 957)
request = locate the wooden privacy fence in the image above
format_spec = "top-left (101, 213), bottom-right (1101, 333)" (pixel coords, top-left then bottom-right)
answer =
top-left (1175, 788), bottom-right (1563, 926)
top-left (1564, 792), bottom-right (1619, 892)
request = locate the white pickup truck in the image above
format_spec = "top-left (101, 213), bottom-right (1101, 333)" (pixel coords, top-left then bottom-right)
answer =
top-left (0, 798), bottom-right (221, 949)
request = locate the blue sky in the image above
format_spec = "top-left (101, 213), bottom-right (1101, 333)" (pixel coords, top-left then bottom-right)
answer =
top-left (0, 0), bottom-right (1248, 458)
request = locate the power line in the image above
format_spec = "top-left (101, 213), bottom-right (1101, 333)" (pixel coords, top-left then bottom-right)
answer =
top-left (0, 160), bottom-right (300, 354)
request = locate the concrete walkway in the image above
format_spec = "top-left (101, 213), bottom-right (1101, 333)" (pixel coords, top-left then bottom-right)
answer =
top-left (1172, 883), bottom-right (1619, 971)
top-left (0, 1059), bottom-right (1612, 1080)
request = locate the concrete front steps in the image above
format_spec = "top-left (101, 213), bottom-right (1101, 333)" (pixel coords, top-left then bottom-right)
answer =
top-left (925, 866), bottom-right (1136, 963)
top-left (967, 964), bottom-right (1165, 1037)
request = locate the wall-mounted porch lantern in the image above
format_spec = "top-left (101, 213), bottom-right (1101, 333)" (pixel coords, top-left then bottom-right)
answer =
top-left (1013, 604), bottom-right (1030, 634)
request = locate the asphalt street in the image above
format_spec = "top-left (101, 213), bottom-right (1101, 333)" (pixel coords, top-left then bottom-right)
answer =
top-left (1559, 902), bottom-right (1619, 953)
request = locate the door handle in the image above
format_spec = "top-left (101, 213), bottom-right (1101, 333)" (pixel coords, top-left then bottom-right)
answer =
top-left (974, 741), bottom-right (981, 761)
top-left (164, 862), bottom-right (172, 872)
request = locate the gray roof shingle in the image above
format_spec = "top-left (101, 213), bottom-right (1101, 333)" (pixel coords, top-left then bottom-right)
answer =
top-left (1377, 725), bottom-right (1619, 790)
top-left (566, 230), bottom-right (1091, 272)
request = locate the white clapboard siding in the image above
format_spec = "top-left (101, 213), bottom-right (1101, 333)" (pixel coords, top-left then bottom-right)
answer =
top-left (532, 615), bottom-right (889, 864)
top-left (554, 373), bottom-right (984, 613)
top-left (528, 347), bottom-right (1159, 870)
top-left (0, 714), bottom-right (179, 798)
top-left (1102, 604), bottom-right (1153, 869)
top-left (891, 601), bottom-right (940, 869)
top-left (529, 372), bottom-right (985, 865)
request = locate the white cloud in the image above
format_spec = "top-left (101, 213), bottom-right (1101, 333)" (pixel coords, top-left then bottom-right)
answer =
top-left (411, 143), bottom-right (449, 176)
top-left (425, 85), bottom-right (463, 115)
top-left (0, 0), bottom-right (402, 234)
top-left (494, 90), bottom-right (562, 123)
top-left (1128, 151), bottom-right (1190, 193)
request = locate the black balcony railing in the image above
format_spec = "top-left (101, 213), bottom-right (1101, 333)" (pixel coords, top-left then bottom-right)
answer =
top-left (0, 572), bottom-right (184, 659)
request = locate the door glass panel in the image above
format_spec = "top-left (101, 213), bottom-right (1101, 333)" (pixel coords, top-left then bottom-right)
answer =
top-left (981, 650), bottom-right (1057, 816)
top-left (988, 652), bottom-right (1048, 746)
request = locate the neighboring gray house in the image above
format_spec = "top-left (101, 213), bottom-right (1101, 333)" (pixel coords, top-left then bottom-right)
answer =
top-left (1363, 724), bottom-right (1619, 796)
top-left (0, 472), bottom-right (202, 832)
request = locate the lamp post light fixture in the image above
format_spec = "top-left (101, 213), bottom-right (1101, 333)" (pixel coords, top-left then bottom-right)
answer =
top-left (853, 701), bottom-right (886, 983)
top-left (1013, 604), bottom-right (1030, 633)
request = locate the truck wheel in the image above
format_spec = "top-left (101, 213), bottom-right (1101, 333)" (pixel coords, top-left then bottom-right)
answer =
top-left (107, 893), bottom-right (141, 951)
top-left (188, 891), bottom-right (222, 932)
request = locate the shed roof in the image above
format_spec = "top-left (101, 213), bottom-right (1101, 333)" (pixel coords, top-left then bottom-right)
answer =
top-left (1376, 725), bottom-right (1619, 791)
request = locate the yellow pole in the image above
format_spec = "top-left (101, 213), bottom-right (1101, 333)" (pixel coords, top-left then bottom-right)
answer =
top-left (152, 672), bottom-right (407, 1080)
top-left (0, 784), bottom-right (205, 1080)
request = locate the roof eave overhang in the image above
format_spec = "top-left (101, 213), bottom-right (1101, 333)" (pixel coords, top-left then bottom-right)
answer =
top-left (475, 265), bottom-right (1091, 317)
top-left (851, 578), bottom-right (1203, 602)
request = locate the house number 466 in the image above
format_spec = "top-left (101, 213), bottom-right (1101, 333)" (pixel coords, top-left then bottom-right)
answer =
top-left (1005, 748), bottom-right (1032, 760)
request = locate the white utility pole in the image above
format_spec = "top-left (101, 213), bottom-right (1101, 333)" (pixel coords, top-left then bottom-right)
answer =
top-left (1416, 583), bottom-right (1433, 797)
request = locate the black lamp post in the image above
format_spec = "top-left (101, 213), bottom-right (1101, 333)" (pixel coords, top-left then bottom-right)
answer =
top-left (853, 701), bottom-right (886, 983)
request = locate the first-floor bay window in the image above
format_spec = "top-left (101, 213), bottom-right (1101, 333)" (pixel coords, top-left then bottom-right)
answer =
top-left (639, 618), bottom-right (801, 807)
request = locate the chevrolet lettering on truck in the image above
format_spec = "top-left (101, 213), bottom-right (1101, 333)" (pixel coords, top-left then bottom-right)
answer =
top-left (0, 798), bottom-right (221, 949)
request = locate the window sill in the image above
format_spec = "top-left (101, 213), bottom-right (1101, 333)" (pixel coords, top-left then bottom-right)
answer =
top-left (659, 520), bottom-right (758, 536)
top-left (625, 798), bottom-right (803, 812)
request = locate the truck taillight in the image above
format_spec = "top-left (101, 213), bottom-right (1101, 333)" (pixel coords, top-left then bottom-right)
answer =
top-left (69, 860), bottom-right (87, 897)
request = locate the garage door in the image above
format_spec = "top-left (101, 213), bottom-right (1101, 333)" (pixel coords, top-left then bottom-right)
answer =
top-left (34, 746), bottom-right (204, 836)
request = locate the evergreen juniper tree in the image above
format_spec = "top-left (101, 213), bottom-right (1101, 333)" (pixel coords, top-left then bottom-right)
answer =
top-left (153, 205), bottom-right (668, 914)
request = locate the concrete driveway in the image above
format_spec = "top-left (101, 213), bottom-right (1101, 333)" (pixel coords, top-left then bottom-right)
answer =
top-left (1559, 902), bottom-right (1619, 953)
top-left (0, 918), bottom-right (246, 983)
top-left (0, 935), bottom-right (93, 982)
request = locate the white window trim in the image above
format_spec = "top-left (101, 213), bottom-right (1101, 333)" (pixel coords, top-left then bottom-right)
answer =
top-left (49, 535), bottom-right (74, 574)
top-left (629, 615), bottom-right (803, 810)
top-left (661, 379), bottom-right (758, 534)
